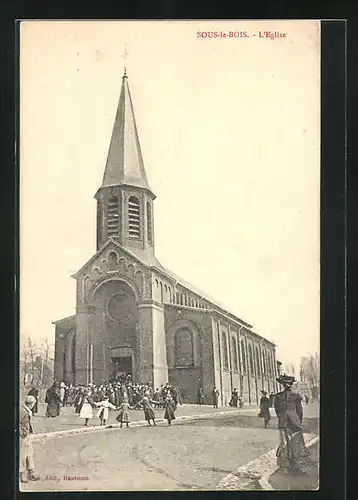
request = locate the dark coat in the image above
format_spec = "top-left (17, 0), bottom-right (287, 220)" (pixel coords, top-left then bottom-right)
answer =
top-left (164, 400), bottom-right (176, 422)
top-left (212, 390), bottom-right (219, 404)
top-left (274, 388), bottom-right (303, 431)
top-left (45, 386), bottom-right (61, 417)
top-left (259, 396), bottom-right (271, 420)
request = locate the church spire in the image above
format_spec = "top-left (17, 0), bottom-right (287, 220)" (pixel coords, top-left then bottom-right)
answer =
top-left (95, 69), bottom-right (157, 260)
top-left (100, 70), bottom-right (152, 192)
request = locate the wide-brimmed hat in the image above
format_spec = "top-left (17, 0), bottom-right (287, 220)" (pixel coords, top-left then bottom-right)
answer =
top-left (261, 390), bottom-right (267, 395)
top-left (277, 374), bottom-right (296, 386)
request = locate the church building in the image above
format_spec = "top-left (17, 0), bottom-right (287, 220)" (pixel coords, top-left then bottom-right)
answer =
top-left (53, 70), bottom-right (279, 405)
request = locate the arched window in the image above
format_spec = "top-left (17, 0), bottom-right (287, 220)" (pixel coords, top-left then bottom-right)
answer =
top-left (176, 292), bottom-right (180, 304)
top-left (232, 337), bottom-right (239, 372)
top-left (108, 251), bottom-right (118, 269)
top-left (168, 287), bottom-right (172, 302)
top-left (241, 340), bottom-right (247, 373)
top-left (180, 293), bottom-right (184, 305)
top-left (160, 282), bottom-right (163, 302)
top-left (255, 347), bottom-right (261, 376)
top-left (174, 328), bottom-right (194, 366)
top-left (222, 332), bottom-right (229, 370)
top-left (128, 196), bottom-right (140, 238)
top-left (107, 196), bottom-right (119, 238)
top-left (147, 201), bottom-right (153, 244)
top-left (248, 344), bottom-right (254, 374)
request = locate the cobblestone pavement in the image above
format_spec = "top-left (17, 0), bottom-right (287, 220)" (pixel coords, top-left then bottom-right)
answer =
top-left (21, 414), bottom-right (279, 491)
top-left (20, 402), bottom-right (319, 492)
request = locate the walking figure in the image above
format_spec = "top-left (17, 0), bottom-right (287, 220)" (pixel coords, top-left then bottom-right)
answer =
top-left (212, 387), bottom-right (220, 409)
top-left (163, 395), bottom-right (176, 426)
top-left (274, 374), bottom-right (311, 475)
top-left (259, 390), bottom-right (271, 428)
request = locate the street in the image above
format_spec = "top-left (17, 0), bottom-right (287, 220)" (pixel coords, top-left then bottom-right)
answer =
top-left (21, 402), bottom-right (319, 491)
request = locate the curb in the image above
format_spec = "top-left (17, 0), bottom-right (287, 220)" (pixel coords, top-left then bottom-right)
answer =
top-left (216, 433), bottom-right (318, 491)
top-left (31, 409), bottom-right (244, 441)
top-left (258, 434), bottom-right (319, 490)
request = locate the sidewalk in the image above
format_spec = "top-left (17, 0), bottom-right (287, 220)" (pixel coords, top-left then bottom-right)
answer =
top-left (31, 403), bottom-right (259, 437)
top-left (268, 440), bottom-right (319, 490)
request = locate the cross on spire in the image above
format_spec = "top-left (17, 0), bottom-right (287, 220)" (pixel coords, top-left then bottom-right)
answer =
top-left (122, 43), bottom-right (129, 77)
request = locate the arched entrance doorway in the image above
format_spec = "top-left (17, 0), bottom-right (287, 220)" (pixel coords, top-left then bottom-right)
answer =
top-left (92, 279), bottom-right (139, 383)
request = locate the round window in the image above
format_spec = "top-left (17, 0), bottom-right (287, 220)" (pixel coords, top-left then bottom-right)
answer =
top-left (107, 293), bottom-right (135, 323)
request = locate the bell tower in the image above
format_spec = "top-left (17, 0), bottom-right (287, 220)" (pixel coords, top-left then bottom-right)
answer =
top-left (94, 71), bottom-right (156, 264)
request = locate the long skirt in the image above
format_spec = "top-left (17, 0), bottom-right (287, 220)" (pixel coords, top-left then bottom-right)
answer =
top-left (116, 410), bottom-right (130, 423)
top-left (46, 401), bottom-right (60, 417)
top-left (79, 402), bottom-right (94, 419)
top-left (144, 407), bottom-right (155, 421)
top-left (276, 428), bottom-right (311, 473)
top-left (164, 406), bottom-right (176, 422)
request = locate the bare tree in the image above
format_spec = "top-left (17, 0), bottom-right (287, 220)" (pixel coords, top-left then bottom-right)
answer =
top-left (283, 363), bottom-right (296, 377)
top-left (27, 337), bottom-right (37, 385)
top-left (299, 352), bottom-right (320, 387)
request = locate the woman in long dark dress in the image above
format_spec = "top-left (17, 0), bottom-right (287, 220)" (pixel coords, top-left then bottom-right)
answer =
top-left (258, 390), bottom-right (271, 428)
top-left (27, 387), bottom-right (39, 414)
top-left (163, 395), bottom-right (176, 426)
top-left (230, 388), bottom-right (239, 407)
top-left (45, 381), bottom-right (61, 417)
top-left (274, 374), bottom-right (311, 475)
top-left (136, 393), bottom-right (157, 426)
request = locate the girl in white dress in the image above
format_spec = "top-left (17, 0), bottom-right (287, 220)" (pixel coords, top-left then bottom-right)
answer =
top-left (95, 395), bottom-right (117, 425)
top-left (79, 390), bottom-right (96, 426)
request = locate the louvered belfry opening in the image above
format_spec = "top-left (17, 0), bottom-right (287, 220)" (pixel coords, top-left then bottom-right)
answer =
top-left (107, 196), bottom-right (119, 238)
top-left (128, 195), bottom-right (140, 238)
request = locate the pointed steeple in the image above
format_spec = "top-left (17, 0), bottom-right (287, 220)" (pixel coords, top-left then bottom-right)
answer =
top-left (101, 72), bottom-right (152, 192)
top-left (94, 70), bottom-right (158, 262)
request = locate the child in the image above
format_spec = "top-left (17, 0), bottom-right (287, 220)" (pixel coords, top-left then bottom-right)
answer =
top-left (116, 396), bottom-right (133, 428)
top-left (163, 394), bottom-right (176, 426)
top-left (95, 394), bottom-right (117, 426)
top-left (78, 390), bottom-right (96, 426)
top-left (136, 392), bottom-right (157, 427)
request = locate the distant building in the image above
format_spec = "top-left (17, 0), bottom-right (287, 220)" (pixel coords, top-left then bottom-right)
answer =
top-left (53, 70), bottom-right (279, 405)
top-left (292, 381), bottom-right (312, 400)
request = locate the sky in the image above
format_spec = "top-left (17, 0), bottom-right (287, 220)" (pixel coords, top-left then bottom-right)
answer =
top-left (20, 20), bottom-right (320, 373)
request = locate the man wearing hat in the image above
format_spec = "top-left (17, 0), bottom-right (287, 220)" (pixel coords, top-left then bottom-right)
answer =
top-left (258, 390), bottom-right (271, 428)
top-left (19, 396), bottom-right (40, 483)
top-left (274, 374), bottom-right (311, 474)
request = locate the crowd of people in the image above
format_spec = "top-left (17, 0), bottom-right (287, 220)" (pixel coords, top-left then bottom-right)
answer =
top-left (20, 373), bottom-right (314, 483)
top-left (39, 375), bottom-right (182, 428)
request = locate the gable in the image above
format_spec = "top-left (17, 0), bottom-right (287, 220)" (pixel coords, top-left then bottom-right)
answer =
top-left (72, 238), bottom-right (150, 280)
top-left (75, 239), bottom-right (152, 305)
